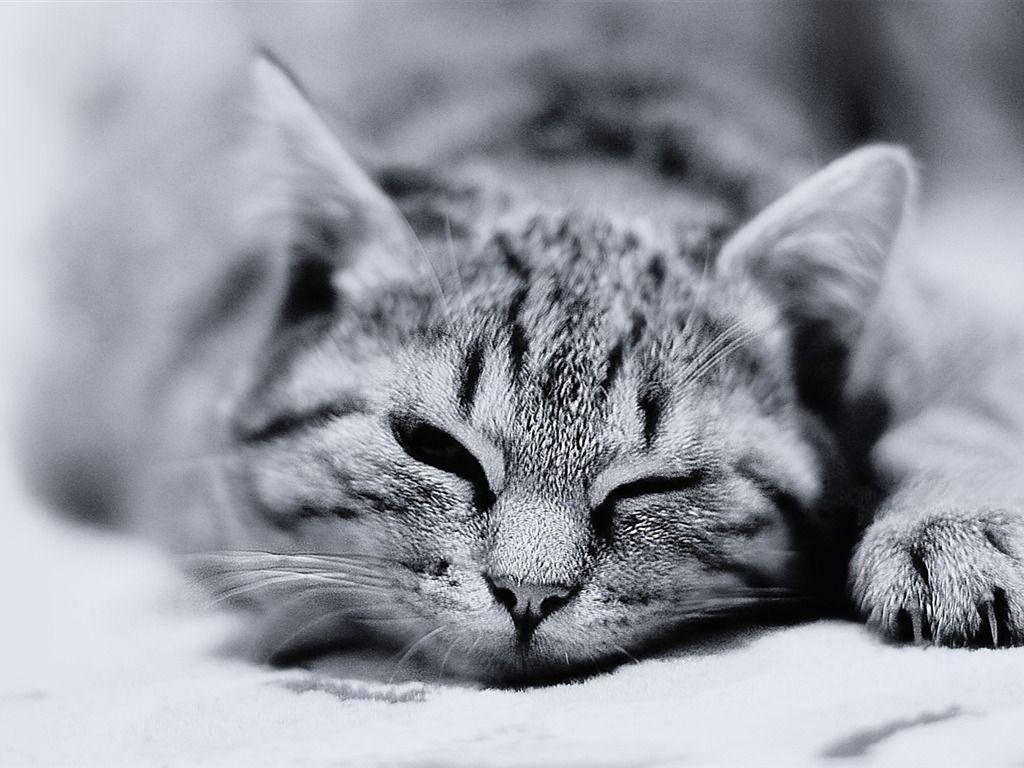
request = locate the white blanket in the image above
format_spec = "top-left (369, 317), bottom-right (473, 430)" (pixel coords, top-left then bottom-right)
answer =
top-left (3, 457), bottom-right (1023, 768)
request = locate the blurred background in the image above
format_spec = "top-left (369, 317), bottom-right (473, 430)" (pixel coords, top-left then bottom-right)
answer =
top-left (5, 0), bottom-right (1024, 351)
top-left (5, 1), bottom-right (1024, 522)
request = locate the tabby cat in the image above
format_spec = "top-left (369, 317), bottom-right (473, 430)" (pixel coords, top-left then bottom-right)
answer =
top-left (30, 51), bottom-right (1024, 685)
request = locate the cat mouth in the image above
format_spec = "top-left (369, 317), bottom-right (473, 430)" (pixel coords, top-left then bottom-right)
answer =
top-left (261, 611), bottom-right (631, 686)
top-left (256, 588), bottom-right (809, 686)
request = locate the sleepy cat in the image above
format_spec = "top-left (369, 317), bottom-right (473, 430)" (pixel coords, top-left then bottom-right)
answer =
top-left (27, 50), bottom-right (1024, 684)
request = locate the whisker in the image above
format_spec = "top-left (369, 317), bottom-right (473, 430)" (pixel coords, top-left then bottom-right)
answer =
top-left (204, 572), bottom-right (338, 608)
top-left (187, 550), bottom-right (406, 569)
top-left (260, 605), bottom-right (422, 663)
top-left (686, 325), bottom-right (761, 384)
top-left (191, 564), bottom-right (394, 590)
top-left (444, 213), bottom-right (465, 301)
top-left (185, 553), bottom-right (407, 591)
top-left (388, 626), bottom-right (446, 684)
top-left (679, 318), bottom-right (742, 383)
top-left (681, 306), bottom-right (785, 389)
top-left (611, 642), bottom-right (640, 666)
top-left (261, 606), bottom-right (357, 663)
top-left (682, 249), bottom-right (712, 332)
top-left (438, 636), bottom-right (460, 682)
top-left (202, 571), bottom-right (393, 609)
top-left (397, 215), bottom-right (453, 329)
top-left (200, 561), bottom-right (396, 581)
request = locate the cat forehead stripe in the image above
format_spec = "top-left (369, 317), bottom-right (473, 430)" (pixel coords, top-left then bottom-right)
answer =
top-left (458, 339), bottom-right (486, 416)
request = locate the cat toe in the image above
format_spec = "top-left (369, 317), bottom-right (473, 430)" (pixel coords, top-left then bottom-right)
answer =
top-left (851, 507), bottom-right (1024, 648)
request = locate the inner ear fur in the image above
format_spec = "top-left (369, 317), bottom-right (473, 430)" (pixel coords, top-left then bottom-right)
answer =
top-left (244, 52), bottom-right (416, 329)
top-left (716, 144), bottom-right (916, 414)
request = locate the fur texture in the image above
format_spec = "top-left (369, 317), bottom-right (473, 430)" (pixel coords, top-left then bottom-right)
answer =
top-left (24, 17), bottom-right (1022, 684)
top-left (173, 61), bottom-right (913, 683)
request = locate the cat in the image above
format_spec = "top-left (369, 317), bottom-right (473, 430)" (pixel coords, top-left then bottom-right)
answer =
top-left (24, 43), bottom-right (1024, 685)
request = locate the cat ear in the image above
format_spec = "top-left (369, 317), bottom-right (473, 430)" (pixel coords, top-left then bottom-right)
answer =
top-left (716, 145), bottom-right (916, 411)
top-left (244, 52), bottom-right (415, 327)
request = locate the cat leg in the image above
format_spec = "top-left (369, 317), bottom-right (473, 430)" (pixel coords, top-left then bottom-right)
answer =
top-left (850, 417), bottom-right (1024, 646)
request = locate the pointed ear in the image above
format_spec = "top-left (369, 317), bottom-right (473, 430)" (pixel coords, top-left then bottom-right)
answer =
top-left (716, 145), bottom-right (916, 412)
top-left (244, 53), bottom-right (415, 327)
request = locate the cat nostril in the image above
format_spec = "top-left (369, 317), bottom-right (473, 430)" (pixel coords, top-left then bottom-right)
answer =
top-left (539, 594), bottom-right (568, 617)
top-left (485, 574), bottom-right (575, 640)
top-left (490, 585), bottom-right (518, 613)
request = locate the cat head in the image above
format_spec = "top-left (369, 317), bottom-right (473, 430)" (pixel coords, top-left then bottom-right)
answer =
top-left (191, 57), bottom-right (914, 684)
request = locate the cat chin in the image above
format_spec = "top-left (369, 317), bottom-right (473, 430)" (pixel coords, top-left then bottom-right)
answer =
top-left (257, 611), bottom-right (634, 685)
top-left (423, 640), bottom-right (629, 687)
top-left (291, 644), bottom-right (624, 688)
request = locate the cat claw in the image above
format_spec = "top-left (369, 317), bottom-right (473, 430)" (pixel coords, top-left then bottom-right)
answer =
top-left (852, 507), bottom-right (1024, 649)
top-left (984, 601), bottom-right (1000, 647)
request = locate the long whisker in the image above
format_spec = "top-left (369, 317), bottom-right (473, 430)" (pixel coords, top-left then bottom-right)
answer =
top-left (260, 604), bottom-right (423, 664)
top-left (680, 302), bottom-right (787, 389)
top-left (679, 318), bottom-right (746, 382)
top-left (203, 572), bottom-right (337, 608)
top-left (611, 642), bottom-right (640, 666)
top-left (438, 636), bottom-right (460, 682)
top-left (201, 566), bottom-right (395, 589)
top-left (444, 213), bottom-right (465, 301)
top-left (201, 571), bottom-right (393, 609)
top-left (388, 626), bottom-right (446, 684)
top-left (397, 215), bottom-right (453, 329)
top-left (685, 325), bottom-right (762, 384)
top-left (261, 606), bottom-right (363, 663)
top-left (682, 248), bottom-right (712, 332)
top-left (192, 559), bottom-right (398, 581)
top-left (187, 550), bottom-right (406, 568)
top-left (679, 319), bottom-right (741, 381)
top-left (186, 553), bottom-right (405, 588)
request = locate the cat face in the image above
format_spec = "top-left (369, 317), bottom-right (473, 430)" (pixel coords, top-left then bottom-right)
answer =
top-left (190, 59), bottom-right (913, 684)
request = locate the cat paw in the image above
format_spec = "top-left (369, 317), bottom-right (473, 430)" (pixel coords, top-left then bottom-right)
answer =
top-left (851, 506), bottom-right (1024, 647)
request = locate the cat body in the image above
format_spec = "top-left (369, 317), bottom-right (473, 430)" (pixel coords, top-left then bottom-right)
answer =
top-left (23, 7), bottom-right (1024, 683)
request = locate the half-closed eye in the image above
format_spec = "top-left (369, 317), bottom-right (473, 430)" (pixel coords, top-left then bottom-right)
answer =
top-left (604, 472), bottom-right (705, 503)
top-left (389, 414), bottom-right (493, 503)
top-left (590, 471), bottom-right (705, 533)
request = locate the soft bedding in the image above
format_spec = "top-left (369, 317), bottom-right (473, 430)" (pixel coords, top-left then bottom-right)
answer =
top-left (3, 463), bottom-right (1023, 767)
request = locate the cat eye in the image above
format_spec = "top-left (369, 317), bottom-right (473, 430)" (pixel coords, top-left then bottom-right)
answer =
top-left (601, 471), bottom-right (704, 506)
top-left (389, 415), bottom-right (492, 502)
top-left (591, 471), bottom-right (705, 533)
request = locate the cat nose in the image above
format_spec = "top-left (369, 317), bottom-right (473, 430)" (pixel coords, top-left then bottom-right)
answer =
top-left (485, 574), bottom-right (575, 641)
